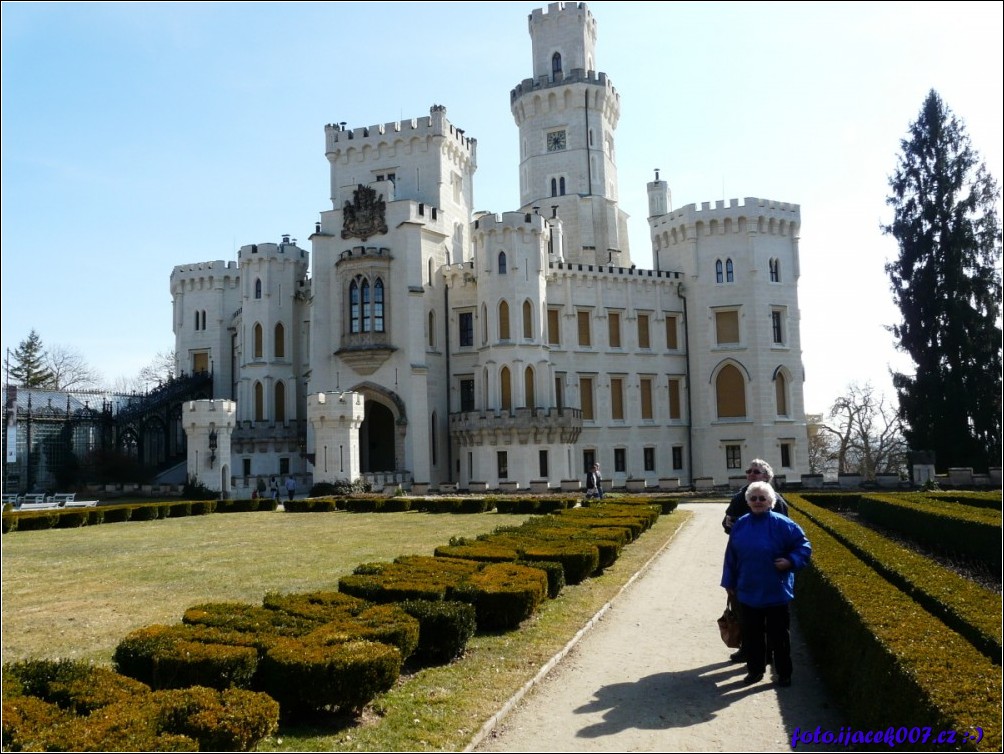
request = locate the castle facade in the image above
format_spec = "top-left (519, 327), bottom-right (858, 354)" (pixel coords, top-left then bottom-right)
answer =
top-left (172, 2), bottom-right (806, 494)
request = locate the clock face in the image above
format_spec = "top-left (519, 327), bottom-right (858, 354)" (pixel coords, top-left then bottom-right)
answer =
top-left (546, 130), bottom-right (567, 152)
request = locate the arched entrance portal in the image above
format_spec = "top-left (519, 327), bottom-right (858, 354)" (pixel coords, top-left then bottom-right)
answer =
top-left (361, 401), bottom-right (396, 472)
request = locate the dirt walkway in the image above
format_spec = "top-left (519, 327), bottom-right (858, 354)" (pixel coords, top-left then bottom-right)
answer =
top-left (471, 502), bottom-right (844, 752)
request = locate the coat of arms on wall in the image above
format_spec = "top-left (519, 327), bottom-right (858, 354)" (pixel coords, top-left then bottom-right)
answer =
top-left (341, 184), bottom-right (388, 241)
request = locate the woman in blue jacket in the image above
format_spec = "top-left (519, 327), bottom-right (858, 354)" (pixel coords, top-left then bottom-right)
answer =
top-left (721, 481), bottom-right (811, 687)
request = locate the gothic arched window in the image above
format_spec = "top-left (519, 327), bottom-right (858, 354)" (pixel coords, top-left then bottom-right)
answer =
top-left (715, 364), bottom-right (747, 418)
top-left (254, 278), bottom-right (262, 299)
top-left (715, 259), bottom-right (724, 284)
top-left (373, 278), bottom-right (385, 332)
top-left (274, 323), bottom-right (285, 358)
top-left (498, 251), bottom-right (507, 275)
top-left (726, 258), bottom-right (734, 283)
top-left (552, 52), bottom-right (562, 76)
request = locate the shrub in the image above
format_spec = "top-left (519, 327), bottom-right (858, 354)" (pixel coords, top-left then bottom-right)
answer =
top-left (453, 563), bottom-right (548, 632)
top-left (516, 558), bottom-right (565, 599)
top-left (131, 503), bottom-right (163, 521)
top-left (183, 476), bottom-right (217, 501)
top-left (182, 602), bottom-right (316, 637)
top-left (397, 600), bottom-right (477, 664)
top-left (168, 501), bottom-right (193, 518)
top-left (101, 505), bottom-right (134, 524)
top-left (143, 686), bottom-right (279, 751)
top-left (520, 542), bottom-right (600, 585)
top-left (304, 605), bottom-right (420, 660)
top-left (259, 638), bottom-right (401, 716)
top-left (262, 590), bottom-right (367, 622)
top-left (55, 509), bottom-right (89, 528)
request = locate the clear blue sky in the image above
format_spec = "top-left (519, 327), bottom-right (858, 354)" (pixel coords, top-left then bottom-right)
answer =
top-left (2, 1), bottom-right (1001, 415)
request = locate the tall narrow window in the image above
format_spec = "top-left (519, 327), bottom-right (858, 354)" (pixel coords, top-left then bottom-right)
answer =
top-left (350, 280), bottom-right (360, 333)
top-left (715, 260), bottom-right (724, 284)
top-left (668, 378), bottom-right (682, 420)
top-left (610, 377), bottom-right (624, 420)
top-left (373, 278), bottom-right (384, 332)
top-left (726, 444), bottom-right (742, 469)
top-left (274, 323), bottom-right (285, 358)
top-left (497, 451), bottom-right (509, 479)
top-left (482, 303), bottom-right (488, 344)
top-left (428, 311), bottom-right (436, 348)
top-left (547, 308), bottom-right (560, 345)
top-left (637, 314), bottom-right (651, 349)
top-left (666, 314), bottom-right (679, 349)
top-left (769, 258), bottom-right (781, 282)
top-left (254, 278), bottom-right (262, 299)
top-left (460, 378), bottom-right (475, 411)
top-left (726, 258), bottom-right (734, 282)
top-left (459, 312), bottom-right (474, 347)
top-left (498, 251), bottom-right (507, 274)
top-left (772, 310), bottom-right (784, 344)
top-left (431, 412), bottom-right (438, 466)
top-left (608, 311), bottom-right (621, 348)
top-left (194, 311), bottom-right (200, 331)
top-left (614, 448), bottom-right (626, 472)
top-left (253, 323), bottom-right (263, 359)
top-left (524, 366), bottom-right (536, 408)
top-left (201, 310), bottom-right (207, 330)
top-left (552, 52), bottom-right (562, 76)
top-left (361, 279), bottom-right (371, 332)
top-left (274, 381), bottom-right (286, 423)
top-left (640, 378), bottom-right (653, 420)
top-left (579, 376), bottom-right (594, 420)
top-left (551, 178), bottom-right (558, 197)
top-left (254, 381), bottom-right (264, 422)
top-left (672, 446), bottom-right (684, 470)
top-left (500, 366), bottom-right (512, 412)
top-left (555, 374), bottom-right (564, 408)
top-left (577, 310), bottom-right (592, 347)
top-left (776, 372), bottom-right (789, 416)
top-left (539, 450), bottom-right (549, 478)
top-left (499, 300), bottom-right (510, 340)
top-left (644, 447), bottom-right (656, 472)
top-left (522, 300), bottom-right (533, 339)
top-left (559, 177), bottom-right (566, 195)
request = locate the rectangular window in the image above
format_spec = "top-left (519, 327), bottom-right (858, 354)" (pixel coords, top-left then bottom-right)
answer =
top-left (583, 449), bottom-right (596, 473)
top-left (672, 446), bottom-right (684, 470)
top-left (668, 379), bottom-right (682, 420)
top-left (539, 449), bottom-right (549, 478)
top-left (644, 447), bottom-right (656, 472)
top-left (555, 373), bottom-right (565, 408)
top-left (725, 445), bottom-right (742, 470)
top-left (242, 458), bottom-right (251, 477)
top-left (640, 378), bottom-right (653, 420)
top-left (577, 310), bottom-right (592, 347)
top-left (497, 451), bottom-right (508, 479)
top-left (781, 442), bottom-right (793, 468)
top-left (666, 314), bottom-right (679, 350)
top-left (637, 313), bottom-right (650, 349)
top-left (614, 448), bottom-right (626, 473)
top-left (459, 312), bottom-right (474, 347)
top-left (608, 311), bottom-right (621, 348)
top-left (772, 310), bottom-right (784, 344)
top-left (547, 308), bottom-right (560, 345)
top-left (715, 310), bottom-right (740, 345)
top-left (579, 376), bottom-right (594, 420)
top-left (610, 377), bottom-right (624, 420)
top-left (460, 378), bottom-right (475, 412)
top-left (280, 457), bottom-right (290, 475)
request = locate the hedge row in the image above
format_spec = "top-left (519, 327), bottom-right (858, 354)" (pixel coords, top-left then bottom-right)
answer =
top-left (111, 590), bottom-right (477, 718)
top-left (2, 659), bottom-right (278, 751)
top-left (2, 498), bottom-right (278, 533)
top-left (791, 512), bottom-right (1002, 751)
top-left (787, 494), bottom-right (1002, 663)
top-left (284, 493), bottom-right (681, 516)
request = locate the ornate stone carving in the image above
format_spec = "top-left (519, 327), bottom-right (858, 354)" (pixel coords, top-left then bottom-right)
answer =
top-left (341, 184), bottom-right (388, 241)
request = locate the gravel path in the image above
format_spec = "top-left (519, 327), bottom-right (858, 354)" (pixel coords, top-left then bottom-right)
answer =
top-left (471, 502), bottom-right (844, 752)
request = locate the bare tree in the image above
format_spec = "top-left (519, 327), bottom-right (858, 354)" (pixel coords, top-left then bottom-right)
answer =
top-left (806, 414), bottom-right (838, 476)
top-left (822, 383), bottom-right (908, 480)
top-left (45, 344), bottom-right (102, 391)
top-left (137, 350), bottom-right (176, 390)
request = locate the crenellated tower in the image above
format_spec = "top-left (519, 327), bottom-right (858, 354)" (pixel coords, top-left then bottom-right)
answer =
top-left (511, 2), bottom-right (630, 268)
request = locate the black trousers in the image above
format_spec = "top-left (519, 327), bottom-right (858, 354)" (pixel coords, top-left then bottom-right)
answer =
top-left (739, 602), bottom-right (792, 679)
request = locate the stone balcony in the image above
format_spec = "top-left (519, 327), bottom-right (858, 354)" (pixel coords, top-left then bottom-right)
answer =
top-left (449, 407), bottom-right (582, 446)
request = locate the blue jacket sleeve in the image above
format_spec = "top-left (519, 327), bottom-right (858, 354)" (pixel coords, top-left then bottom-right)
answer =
top-left (784, 520), bottom-right (811, 570)
top-left (721, 537), bottom-right (738, 590)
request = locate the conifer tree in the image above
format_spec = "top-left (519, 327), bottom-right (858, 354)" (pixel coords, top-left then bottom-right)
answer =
top-left (9, 329), bottom-right (55, 388)
top-left (883, 90), bottom-right (1002, 471)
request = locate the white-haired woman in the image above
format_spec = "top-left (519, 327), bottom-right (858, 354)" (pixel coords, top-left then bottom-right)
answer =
top-left (721, 481), bottom-right (811, 687)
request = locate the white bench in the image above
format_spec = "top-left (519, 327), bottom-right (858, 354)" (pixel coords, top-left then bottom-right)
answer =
top-left (50, 493), bottom-right (76, 504)
top-left (19, 494), bottom-right (60, 511)
top-left (2, 493), bottom-right (19, 506)
top-left (64, 499), bottom-right (98, 508)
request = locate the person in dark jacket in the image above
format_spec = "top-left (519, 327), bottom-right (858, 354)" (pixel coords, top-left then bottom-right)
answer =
top-left (721, 481), bottom-right (811, 687)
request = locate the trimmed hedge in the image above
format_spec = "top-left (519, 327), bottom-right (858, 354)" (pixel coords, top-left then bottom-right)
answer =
top-left (2, 659), bottom-right (278, 752)
top-left (397, 599), bottom-right (478, 664)
top-left (452, 563), bottom-right (549, 632)
top-left (788, 494), bottom-right (1002, 663)
top-left (792, 512), bottom-right (1002, 751)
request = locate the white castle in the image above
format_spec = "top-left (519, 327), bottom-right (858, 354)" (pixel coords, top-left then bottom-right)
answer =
top-left (173, 2), bottom-right (806, 496)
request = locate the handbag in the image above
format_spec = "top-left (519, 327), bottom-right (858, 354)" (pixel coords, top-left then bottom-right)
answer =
top-left (717, 596), bottom-right (742, 648)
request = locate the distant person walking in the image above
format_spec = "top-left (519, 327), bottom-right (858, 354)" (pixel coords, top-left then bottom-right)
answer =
top-left (284, 475), bottom-right (296, 502)
top-left (585, 463), bottom-right (604, 500)
top-left (270, 476), bottom-right (280, 502)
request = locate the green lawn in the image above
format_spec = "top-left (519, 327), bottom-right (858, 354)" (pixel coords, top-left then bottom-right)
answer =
top-left (1, 506), bottom-right (691, 751)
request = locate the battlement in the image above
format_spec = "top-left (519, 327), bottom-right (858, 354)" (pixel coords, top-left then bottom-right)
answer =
top-left (171, 260), bottom-right (237, 277)
top-left (237, 239), bottom-right (308, 263)
top-left (473, 210), bottom-right (549, 236)
top-left (325, 105), bottom-right (475, 155)
top-left (529, 2), bottom-right (594, 24)
top-left (510, 68), bottom-right (614, 102)
top-left (548, 260), bottom-right (681, 281)
top-left (651, 197), bottom-right (801, 243)
top-left (184, 399), bottom-right (237, 421)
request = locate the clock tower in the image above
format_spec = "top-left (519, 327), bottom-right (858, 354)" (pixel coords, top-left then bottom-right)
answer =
top-left (510, 2), bottom-right (631, 266)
